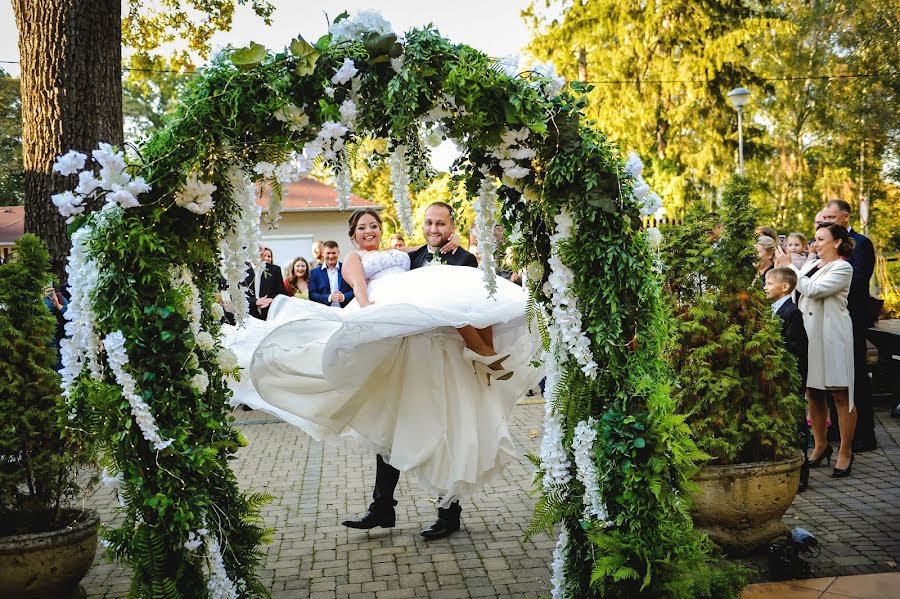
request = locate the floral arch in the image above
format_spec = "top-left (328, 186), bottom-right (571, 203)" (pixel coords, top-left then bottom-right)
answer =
top-left (55, 10), bottom-right (712, 598)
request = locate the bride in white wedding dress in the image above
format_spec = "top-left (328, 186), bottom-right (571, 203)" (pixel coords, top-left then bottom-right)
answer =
top-left (224, 209), bottom-right (542, 505)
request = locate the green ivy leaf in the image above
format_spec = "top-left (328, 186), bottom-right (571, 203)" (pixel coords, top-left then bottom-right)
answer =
top-left (231, 42), bottom-right (267, 68)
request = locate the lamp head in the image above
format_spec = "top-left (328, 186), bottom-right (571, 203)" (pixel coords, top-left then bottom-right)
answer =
top-left (727, 87), bottom-right (751, 109)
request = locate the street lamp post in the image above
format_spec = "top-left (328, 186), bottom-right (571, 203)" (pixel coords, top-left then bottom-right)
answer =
top-left (727, 87), bottom-right (751, 176)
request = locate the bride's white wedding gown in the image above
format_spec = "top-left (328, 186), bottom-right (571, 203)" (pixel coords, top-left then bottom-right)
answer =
top-left (224, 249), bottom-right (542, 504)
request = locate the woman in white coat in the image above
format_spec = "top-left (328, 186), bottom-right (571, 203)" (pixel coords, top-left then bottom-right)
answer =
top-left (775, 223), bottom-right (855, 478)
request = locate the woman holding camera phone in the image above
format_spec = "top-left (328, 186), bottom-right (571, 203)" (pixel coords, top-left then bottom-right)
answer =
top-left (775, 223), bottom-right (856, 478)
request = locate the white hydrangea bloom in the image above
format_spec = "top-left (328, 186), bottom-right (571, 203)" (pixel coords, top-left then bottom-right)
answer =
top-left (216, 348), bottom-right (238, 372)
top-left (253, 162), bottom-right (276, 178)
top-left (191, 371), bottom-right (210, 395)
top-left (210, 302), bottom-right (225, 321)
top-left (53, 150), bottom-right (87, 176)
top-left (75, 171), bottom-right (101, 195)
top-left (51, 191), bottom-right (85, 223)
top-left (331, 58), bottom-right (359, 85)
top-left (624, 151), bottom-right (644, 179)
top-left (273, 103), bottom-right (309, 132)
top-left (489, 127), bottom-right (535, 182)
top-left (175, 173), bottom-right (217, 215)
top-left (530, 60), bottom-right (566, 96)
top-left (339, 98), bottom-right (358, 128)
top-left (195, 331), bottom-right (215, 351)
top-left (329, 10), bottom-right (393, 41)
top-left (498, 54), bottom-right (521, 78)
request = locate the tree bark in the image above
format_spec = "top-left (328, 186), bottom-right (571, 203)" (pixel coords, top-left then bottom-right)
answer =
top-left (13, 0), bottom-right (122, 283)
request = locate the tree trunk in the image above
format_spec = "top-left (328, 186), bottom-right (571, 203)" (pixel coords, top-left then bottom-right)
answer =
top-left (13, 0), bottom-right (122, 283)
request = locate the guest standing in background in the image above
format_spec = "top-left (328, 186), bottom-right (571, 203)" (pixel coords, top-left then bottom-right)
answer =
top-left (755, 235), bottom-right (777, 289)
top-left (284, 257), bottom-right (311, 300)
top-left (389, 233), bottom-right (406, 249)
top-left (311, 240), bottom-right (324, 269)
top-left (821, 199), bottom-right (878, 453)
top-left (244, 246), bottom-right (287, 320)
top-left (309, 241), bottom-right (354, 308)
top-left (776, 224), bottom-right (856, 478)
top-left (786, 232), bottom-right (808, 269)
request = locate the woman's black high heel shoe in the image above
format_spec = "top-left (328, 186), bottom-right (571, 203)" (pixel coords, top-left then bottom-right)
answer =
top-left (832, 454), bottom-right (854, 478)
top-left (808, 444), bottom-right (833, 468)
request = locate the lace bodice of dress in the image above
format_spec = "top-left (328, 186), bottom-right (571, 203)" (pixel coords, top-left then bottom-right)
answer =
top-left (356, 249), bottom-right (410, 284)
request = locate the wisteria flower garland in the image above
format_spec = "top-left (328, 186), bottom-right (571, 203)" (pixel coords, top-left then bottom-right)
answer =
top-left (546, 210), bottom-right (599, 378)
top-left (102, 331), bottom-right (174, 450)
top-left (572, 417), bottom-right (609, 522)
top-left (206, 531), bottom-right (242, 599)
top-left (473, 175), bottom-right (499, 296)
top-left (219, 167), bottom-right (262, 324)
top-left (60, 223), bottom-right (101, 404)
top-left (623, 151), bottom-right (662, 217)
top-left (539, 332), bottom-right (573, 489)
top-left (389, 146), bottom-right (415, 236)
top-left (550, 527), bottom-right (569, 599)
top-left (335, 154), bottom-right (353, 211)
top-left (489, 127), bottom-right (535, 182)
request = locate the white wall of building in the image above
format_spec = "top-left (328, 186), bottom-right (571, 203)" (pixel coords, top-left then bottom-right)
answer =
top-left (260, 210), bottom-right (356, 276)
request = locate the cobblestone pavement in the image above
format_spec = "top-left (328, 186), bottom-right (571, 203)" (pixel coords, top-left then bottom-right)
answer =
top-left (82, 400), bottom-right (899, 598)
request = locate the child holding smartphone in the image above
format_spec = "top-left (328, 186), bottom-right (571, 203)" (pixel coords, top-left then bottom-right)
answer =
top-left (785, 232), bottom-right (808, 269)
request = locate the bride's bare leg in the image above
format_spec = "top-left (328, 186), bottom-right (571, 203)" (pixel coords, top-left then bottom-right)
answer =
top-left (476, 326), bottom-right (493, 350)
top-left (457, 325), bottom-right (494, 356)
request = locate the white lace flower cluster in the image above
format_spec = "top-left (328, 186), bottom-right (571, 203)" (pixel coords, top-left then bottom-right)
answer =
top-left (529, 59), bottom-right (566, 96)
top-left (550, 527), bottom-right (569, 599)
top-left (60, 224), bottom-right (102, 402)
top-left (623, 151), bottom-right (662, 217)
top-left (328, 9), bottom-right (393, 42)
top-left (572, 418), bottom-right (610, 523)
top-left (539, 334), bottom-right (573, 489)
top-left (253, 154), bottom-right (313, 227)
top-left (205, 531), bottom-right (241, 599)
top-left (51, 144), bottom-right (151, 223)
top-left (489, 128), bottom-right (536, 181)
top-left (473, 176), bottom-right (499, 297)
top-left (219, 167), bottom-right (262, 324)
top-left (390, 146), bottom-right (415, 236)
top-left (546, 210), bottom-right (599, 378)
top-left (174, 172), bottom-right (217, 215)
top-left (103, 331), bottom-right (174, 451)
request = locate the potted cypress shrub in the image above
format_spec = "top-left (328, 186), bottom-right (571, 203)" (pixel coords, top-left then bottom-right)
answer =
top-left (0, 234), bottom-right (98, 598)
top-left (661, 177), bottom-right (806, 554)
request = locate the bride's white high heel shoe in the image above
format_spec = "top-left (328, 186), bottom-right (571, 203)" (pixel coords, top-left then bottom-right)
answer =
top-left (464, 349), bottom-right (514, 386)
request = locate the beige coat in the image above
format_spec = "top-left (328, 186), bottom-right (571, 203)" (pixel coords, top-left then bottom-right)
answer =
top-left (790, 259), bottom-right (854, 408)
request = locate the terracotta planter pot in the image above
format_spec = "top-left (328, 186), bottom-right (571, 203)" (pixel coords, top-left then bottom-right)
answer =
top-left (691, 449), bottom-right (803, 555)
top-left (0, 509), bottom-right (99, 599)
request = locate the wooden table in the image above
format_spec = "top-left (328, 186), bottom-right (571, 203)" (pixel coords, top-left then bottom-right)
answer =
top-left (867, 319), bottom-right (900, 403)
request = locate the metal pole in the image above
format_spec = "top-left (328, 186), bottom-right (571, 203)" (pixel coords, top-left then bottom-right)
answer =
top-left (737, 107), bottom-right (745, 176)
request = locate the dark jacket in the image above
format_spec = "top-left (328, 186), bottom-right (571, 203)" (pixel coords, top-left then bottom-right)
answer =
top-left (846, 229), bottom-right (876, 326)
top-left (309, 262), bottom-right (355, 307)
top-left (776, 297), bottom-right (808, 389)
top-left (244, 262), bottom-right (287, 320)
top-left (407, 245), bottom-right (478, 270)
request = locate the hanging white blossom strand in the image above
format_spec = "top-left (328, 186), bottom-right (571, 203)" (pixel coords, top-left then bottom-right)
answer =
top-left (539, 333), bottom-right (573, 489)
top-left (60, 224), bottom-right (102, 404)
top-left (572, 418), bottom-right (609, 522)
top-left (546, 210), bottom-right (599, 378)
top-left (103, 331), bottom-right (174, 451)
top-left (473, 175), bottom-right (499, 296)
top-left (335, 153), bottom-right (353, 211)
top-left (206, 532), bottom-right (241, 599)
top-left (389, 146), bottom-right (415, 236)
top-left (624, 151), bottom-right (662, 217)
top-left (219, 167), bottom-right (263, 324)
top-left (550, 527), bottom-right (569, 599)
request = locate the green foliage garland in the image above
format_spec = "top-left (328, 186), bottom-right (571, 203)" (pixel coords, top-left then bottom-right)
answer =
top-left (661, 177), bottom-right (805, 464)
top-left (61, 11), bottom-right (725, 597)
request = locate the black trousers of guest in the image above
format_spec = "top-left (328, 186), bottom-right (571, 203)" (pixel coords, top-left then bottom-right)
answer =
top-left (852, 318), bottom-right (876, 446)
top-left (371, 455), bottom-right (462, 522)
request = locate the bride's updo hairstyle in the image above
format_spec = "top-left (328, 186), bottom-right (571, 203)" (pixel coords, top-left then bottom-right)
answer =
top-left (347, 208), bottom-right (383, 244)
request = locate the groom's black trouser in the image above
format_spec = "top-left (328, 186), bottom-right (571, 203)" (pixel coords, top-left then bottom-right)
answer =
top-left (372, 454), bottom-right (461, 522)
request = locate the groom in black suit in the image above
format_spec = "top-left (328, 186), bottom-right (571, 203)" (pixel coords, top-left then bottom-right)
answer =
top-left (342, 201), bottom-right (477, 540)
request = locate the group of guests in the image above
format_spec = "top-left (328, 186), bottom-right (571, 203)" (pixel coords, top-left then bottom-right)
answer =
top-left (759, 199), bottom-right (878, 488)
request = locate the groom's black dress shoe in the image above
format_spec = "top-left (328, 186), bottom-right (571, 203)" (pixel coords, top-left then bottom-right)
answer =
top-left (342, 508), bottom-right (396, 530)
top-left (420, 518), bottom-right (460, 540)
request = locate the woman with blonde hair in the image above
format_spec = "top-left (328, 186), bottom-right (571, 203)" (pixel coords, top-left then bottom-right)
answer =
top-left (755, 235), bottom-right (777, 289)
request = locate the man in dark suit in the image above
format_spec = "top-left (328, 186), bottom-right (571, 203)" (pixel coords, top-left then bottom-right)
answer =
top-left (244, 246), bottom-right (287, 320)
top-left (342, 201), bottom-right (476, 541)
top-left (765, 267), bottom-right (810, 491)
top-left (308, 240), bottom-right (354, 308)
top-left (822, 200), bottom-right (877, 452)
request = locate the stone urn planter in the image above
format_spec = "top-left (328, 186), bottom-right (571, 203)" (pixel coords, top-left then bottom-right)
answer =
top-left (691, 449), bottom-right (803, 555)
top-left (0, 509), bottom-right (100, 599)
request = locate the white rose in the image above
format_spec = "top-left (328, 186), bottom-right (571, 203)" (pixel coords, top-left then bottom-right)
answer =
top-left (191, 371), bottom-right (209, 395)
top-left (210, 303), bottom-right (225, 320)
top-left (195, 331), bottom-right (215, 351)
top-left (216, 348), bottom-right (238, 372)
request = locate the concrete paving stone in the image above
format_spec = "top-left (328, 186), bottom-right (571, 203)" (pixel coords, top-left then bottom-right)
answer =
top-left (78, 403), bottom-right (900, 598)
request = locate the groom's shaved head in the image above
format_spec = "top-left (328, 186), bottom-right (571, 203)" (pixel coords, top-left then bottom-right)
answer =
top-left (423, 202), bottom-right (455, 249)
